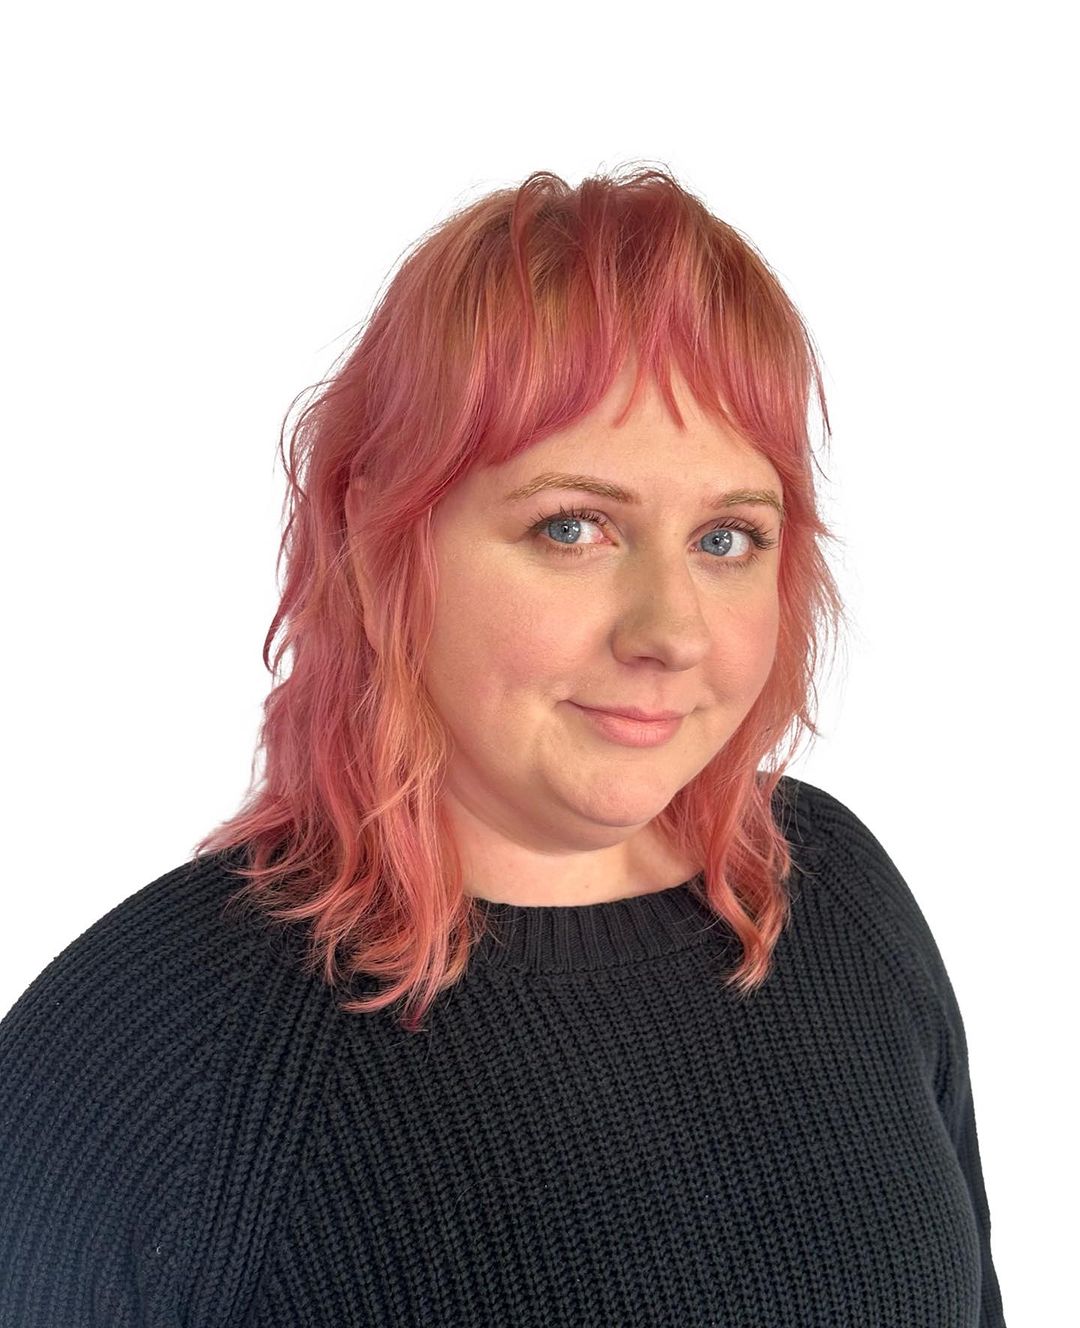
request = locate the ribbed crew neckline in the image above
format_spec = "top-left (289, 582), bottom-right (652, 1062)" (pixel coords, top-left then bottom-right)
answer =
top-left (467, 872), bottom-right (726, 974)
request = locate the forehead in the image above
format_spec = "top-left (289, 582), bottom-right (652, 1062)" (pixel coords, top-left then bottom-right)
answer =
top-left (492, 368), bottom-right (781, 497)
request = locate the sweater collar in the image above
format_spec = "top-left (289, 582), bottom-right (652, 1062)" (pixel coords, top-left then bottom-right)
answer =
top-left (466, 874), bottom-right (725, 974)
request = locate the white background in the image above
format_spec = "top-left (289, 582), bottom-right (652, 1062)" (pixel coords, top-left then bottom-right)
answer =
top-left (3, 2), bottom-right (1073, 1319)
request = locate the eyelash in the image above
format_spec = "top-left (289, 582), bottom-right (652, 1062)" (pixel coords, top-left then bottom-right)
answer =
top-left (526, 504), bottom-right (779, 569)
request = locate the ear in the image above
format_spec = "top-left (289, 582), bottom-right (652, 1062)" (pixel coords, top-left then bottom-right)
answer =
top-left (346, 477), bottom-right (381, 656)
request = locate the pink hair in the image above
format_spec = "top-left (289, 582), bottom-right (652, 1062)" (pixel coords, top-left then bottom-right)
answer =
top-left (192, 163), bottom-right (847, 1032)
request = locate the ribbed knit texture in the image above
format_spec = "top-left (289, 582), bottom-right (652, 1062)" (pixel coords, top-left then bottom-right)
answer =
top-left (0, 776), bottom-right (1006, 1326)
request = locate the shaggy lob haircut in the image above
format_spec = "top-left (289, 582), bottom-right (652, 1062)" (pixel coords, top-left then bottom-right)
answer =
top-left (193, 164), bottom-right (847, 1033)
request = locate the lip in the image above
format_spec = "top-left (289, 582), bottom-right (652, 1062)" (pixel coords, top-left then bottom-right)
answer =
top-left (570, 702), bottom-right (685, 749)
top-left (576, 704), bottom-right (686, 723)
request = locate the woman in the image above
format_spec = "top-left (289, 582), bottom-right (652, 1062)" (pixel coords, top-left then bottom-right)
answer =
top-left (0, 166), bottom-right (1006, 1325)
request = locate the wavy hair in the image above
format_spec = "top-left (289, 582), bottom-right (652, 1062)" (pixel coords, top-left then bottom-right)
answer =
top-left (192, 162), bottom-right (848, 1032)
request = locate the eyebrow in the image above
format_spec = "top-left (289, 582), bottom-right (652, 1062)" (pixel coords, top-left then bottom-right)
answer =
top-left (503, 472), bottom-right (786, 524)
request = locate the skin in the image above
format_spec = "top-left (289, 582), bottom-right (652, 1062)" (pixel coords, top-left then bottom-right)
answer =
top-left (361, 358), bottom-right (784, 906)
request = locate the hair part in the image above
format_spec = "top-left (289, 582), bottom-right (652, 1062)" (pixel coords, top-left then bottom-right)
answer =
top-left (192, 161), bottom-right (849, 1032)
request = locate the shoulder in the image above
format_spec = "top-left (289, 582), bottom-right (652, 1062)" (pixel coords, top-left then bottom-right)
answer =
top-left (2, 846), bottom-right (266, 1046)
top-left (0, 844), bottom-right (332, 1105)
top-left (0, 848), bottom-right (268, 1158)
top-left (0, 850), bottom-right (247, 1312)
top-left (769, 773), bottom-right (955, 1004)
top-left (0, 847), bottom-right (338, 1318)
top-left (768, 779), bottom-right (986, 1179)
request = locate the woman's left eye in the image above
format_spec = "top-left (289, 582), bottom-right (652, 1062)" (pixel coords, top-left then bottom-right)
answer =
top-left (525, 505), bottom-right (778, 569)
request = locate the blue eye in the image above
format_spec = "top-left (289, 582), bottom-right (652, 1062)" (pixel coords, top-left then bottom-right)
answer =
top-left (526, 505), bottom-right (779, 569)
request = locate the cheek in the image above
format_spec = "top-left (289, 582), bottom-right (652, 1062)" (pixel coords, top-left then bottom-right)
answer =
top-left (706, 594), bottom-right (781, 694)
top-left (748, 593), bottom-right (781, 661)
top-left (424, 561), bottom-right (574, 714)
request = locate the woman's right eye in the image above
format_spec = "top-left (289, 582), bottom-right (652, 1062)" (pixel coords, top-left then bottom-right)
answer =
top-left (527, 505), bottom-right (610, 557)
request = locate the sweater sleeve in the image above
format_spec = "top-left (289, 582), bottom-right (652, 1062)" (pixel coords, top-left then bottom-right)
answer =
top-left (0, 863), bottom-right (235, 1326)
top-left (793, 779), bottom-right (1007, 1328)
top-left (941, 986), bottom-right (1007, 1328)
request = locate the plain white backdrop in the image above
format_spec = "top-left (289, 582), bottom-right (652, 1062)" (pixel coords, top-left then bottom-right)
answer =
top-left (2, 2), bottom-right (1074, 1319)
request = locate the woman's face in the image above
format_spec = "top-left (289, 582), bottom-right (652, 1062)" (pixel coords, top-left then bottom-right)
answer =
top-left (421, 361), bottom-right (785, 904)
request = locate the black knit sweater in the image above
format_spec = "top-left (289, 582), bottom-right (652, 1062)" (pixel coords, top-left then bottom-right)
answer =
top-left (0, 777), bottom-right (1006, 1326)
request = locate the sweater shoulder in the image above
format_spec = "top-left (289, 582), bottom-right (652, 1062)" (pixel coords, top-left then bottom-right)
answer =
top-left (0, 847), bottom-right (298, 1321)
top-left (0, 846), bottom-right (264, 1161)
top-left (0, 844), bottom-right (329, 1155)
top-left (0, 846), bottom-right (348, 1322)
top-left (1, 846), bottom-right (264, 1048)
top-left (772, 774), bottom-right (958, 1015)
